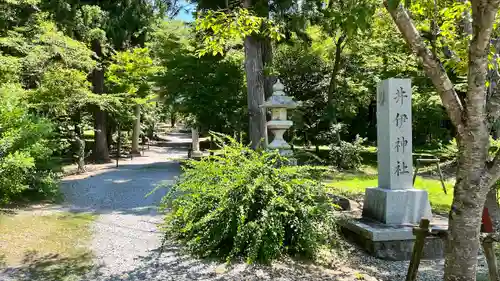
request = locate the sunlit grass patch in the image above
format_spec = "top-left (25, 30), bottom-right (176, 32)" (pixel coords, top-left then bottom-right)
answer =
top-left (327, 175), bottom-right (454, 214)
top-left (0, 210), bottom-right (96, 280)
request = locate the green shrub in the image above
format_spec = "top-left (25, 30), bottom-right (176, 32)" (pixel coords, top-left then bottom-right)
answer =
top-left (329, 135), bottom-right (365, 170)
top-left (161, 134), bottom-right (340, 263)
top-left (0, 84), bottom-right (59, 203)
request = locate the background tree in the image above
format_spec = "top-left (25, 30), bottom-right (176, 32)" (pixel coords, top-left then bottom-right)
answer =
top-left (106, 47), bottom-right (158, 155)
top-left (194, 0), bottom-right (285, 149)
top-left (307, 0), bottom-right (376, 140)
top-left (151, 20), bottom-right (247, 138)
top-left (41, 0), bottom-right (171, 162)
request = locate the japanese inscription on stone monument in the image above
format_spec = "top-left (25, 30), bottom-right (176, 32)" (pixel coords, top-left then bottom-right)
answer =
top-left (393, 86), bottom-right (409, 177)
top-left (376, 78), bottom-right (413, 190)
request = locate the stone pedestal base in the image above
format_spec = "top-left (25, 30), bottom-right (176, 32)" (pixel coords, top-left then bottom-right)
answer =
top-left (340, 218), bottom-right (446, 260)
top-left (362, 188), bottom-right (432, 225)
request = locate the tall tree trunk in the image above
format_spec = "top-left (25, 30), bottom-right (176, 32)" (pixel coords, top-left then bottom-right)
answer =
top-left (131, 104), bottom-right (141, 155)
top-left (444, 188), bottom-right (484, 280)
top-left (93, 105), bottom-right (109, 162)
top-left (327, 34), bottom-right (345, 143)
top-left (73, 112), bottom-right (85, 173)
top-left (244, 35), bottom-right (267, 150)
top-left (91, 39), bottom-right (109, 163)
top-left (170, 111), bottom-right (176, 127)
top-left (243, 0), bottom-right (267, 150)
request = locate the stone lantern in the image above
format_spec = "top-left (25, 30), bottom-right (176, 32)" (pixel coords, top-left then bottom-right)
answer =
top-left (261, 79), bottom-right (297, 157)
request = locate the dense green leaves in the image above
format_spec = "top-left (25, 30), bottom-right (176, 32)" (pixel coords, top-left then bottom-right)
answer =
top-left (0, 0), bottom-right (98, 202)
top-left (0, 84), bottom-right (57, 203)
top-left (107, 47), bottom-right (158, 99)
top-left (162, 134), bottom-right (341, 263)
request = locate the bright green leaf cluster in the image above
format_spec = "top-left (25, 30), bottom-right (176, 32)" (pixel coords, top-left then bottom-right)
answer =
top-left (195, 8), bottom-right (284, 57)
top-left (107, 47), bottom-right (159, 99)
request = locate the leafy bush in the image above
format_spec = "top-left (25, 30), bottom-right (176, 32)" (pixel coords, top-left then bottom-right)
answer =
top-left (0, 84), bottom-right (59, 203)
top-left (161, 134), bottom-right (340, 263)
top-left (329, 135), bottom-right (366, 170)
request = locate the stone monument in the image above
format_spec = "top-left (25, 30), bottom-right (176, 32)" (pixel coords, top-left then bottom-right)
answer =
top-left (342, 78), bottom-right (441, 261)
top-left (363, 78), bottom-right (432, 224)
top-left (261, 79), bottom-right (297, 157)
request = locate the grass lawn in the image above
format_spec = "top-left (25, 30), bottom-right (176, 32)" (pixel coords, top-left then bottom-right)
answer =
top-left (0, 211), bottom-right (96, 281)
top-left (326, 173), bottom-right (454, 215)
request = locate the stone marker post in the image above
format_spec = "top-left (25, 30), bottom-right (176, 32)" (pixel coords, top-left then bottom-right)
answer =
top-left (362, 78), bottom-right (432, 225)
top-left (191, 127), bottom-right (202, 158)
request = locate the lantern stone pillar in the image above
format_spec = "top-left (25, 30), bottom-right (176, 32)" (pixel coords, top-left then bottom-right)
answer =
top-left (261, 80), bottom-right (297, 158)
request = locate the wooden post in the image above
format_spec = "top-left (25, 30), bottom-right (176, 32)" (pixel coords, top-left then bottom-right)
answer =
top-left (435, 162), bottom-right (447, 194)
top-left (412, 164), bottom-right (420, 185)
top-left (406, 219), bottom-right (430, 281)
top-left (210, 135), bottom-right (215, 156)
top-left (482, 238), bottom-right (499, 281)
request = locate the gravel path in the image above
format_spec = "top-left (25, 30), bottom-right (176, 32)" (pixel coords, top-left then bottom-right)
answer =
top-left (59, 132), bottom-right (189, 280)
top-left (3, 130), bottom-right (486, 281)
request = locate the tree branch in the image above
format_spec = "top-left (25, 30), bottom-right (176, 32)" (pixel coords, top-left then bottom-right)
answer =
top-left (467, 0), bottom-right (500, 124)
top-left (470, 0), bottom-right (499, 52)
top-left (384, 2), bottom-right (465, 135)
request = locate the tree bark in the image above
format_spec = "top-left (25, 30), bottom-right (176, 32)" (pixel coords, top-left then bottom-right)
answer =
top-left (170, 111), bottom-right (176, 127)
top-left (444, 129), bottom-right (489, 280)
top-left (131, 104), bottom-right (141, 155)
top-left (262, 19), bottom-right (273, 146)
top-left (444, 182), bottom-right (485, 281)
top-left (262, 32), bottom-right (274, 99)
top-left (91, 39), bottom-right (110, 163)
top-left (244, 35), bottom-right (267, 150)
top-left (384, 1), bottom-right (500, 280)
